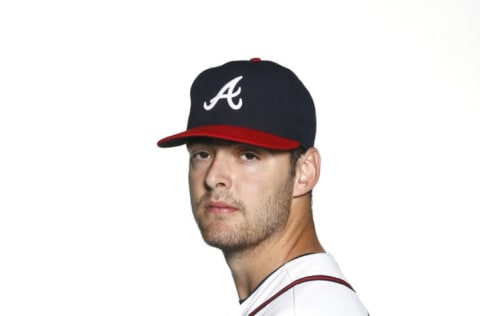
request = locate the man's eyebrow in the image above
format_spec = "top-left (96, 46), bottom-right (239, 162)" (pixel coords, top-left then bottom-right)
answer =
top-left (186, 139), bottom-right (285, 155)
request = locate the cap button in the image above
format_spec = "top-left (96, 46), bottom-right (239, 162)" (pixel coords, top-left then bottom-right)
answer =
top-left (250, 57), bottom-right (261, 62)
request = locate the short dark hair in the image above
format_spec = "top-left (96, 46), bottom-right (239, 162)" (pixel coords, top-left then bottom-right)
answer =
top-left (289, 146), bottom-right (307, 177)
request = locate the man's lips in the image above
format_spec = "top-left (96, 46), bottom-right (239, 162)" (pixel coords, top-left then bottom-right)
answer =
top-left (205, 201), bottom-right (239, 214)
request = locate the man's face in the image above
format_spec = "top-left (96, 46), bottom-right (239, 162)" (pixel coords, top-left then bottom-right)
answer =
top-left (187, 139), bottom-right (295, 254)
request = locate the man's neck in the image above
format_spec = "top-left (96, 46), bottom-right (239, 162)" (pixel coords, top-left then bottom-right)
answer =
top-left (224, 219), bottom-right (324, 300)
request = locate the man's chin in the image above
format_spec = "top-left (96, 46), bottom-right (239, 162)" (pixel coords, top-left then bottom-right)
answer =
top-left (199, 223), bottom-right (245, 251)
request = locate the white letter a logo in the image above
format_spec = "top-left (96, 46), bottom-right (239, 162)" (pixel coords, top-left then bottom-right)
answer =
top-left (203, 76), bottom-right (243, 111)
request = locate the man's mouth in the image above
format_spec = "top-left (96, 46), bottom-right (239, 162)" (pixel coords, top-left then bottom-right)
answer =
top-left (205, 201), bottom-right (239, 214)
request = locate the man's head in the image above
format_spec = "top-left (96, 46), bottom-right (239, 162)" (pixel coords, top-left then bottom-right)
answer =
top-left (158, 58), bottom-right (320, 253)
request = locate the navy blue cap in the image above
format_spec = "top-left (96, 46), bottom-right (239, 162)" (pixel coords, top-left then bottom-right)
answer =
top-left (157, 58), bottom-right (316, 150)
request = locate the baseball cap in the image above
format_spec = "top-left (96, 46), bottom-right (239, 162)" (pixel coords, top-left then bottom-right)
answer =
top-left (157, 58), bottom-right (316, 150)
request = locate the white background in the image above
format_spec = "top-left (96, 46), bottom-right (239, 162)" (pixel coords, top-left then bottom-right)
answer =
top-left (1, 1), bottom-right (479, 315)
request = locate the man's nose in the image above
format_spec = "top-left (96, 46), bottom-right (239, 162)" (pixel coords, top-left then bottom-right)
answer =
top-left (205, 153), bottom-right (232, 190)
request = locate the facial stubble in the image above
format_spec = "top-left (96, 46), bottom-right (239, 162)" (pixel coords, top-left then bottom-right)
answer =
top-left (191, 179), bottom-right (295, 255)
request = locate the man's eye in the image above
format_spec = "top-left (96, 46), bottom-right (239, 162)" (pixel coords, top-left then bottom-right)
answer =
top-left (240, 152), bottom-right (258, 161)
top-left (192, 151), bottom-right (210, 160)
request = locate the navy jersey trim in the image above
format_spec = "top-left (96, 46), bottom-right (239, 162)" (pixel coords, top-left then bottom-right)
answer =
top-left (248, 275), bottom-right (355, 316)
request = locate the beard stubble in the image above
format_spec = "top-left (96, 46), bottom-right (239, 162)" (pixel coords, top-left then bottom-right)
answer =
top-left (192, 179), bottom-right (294, 255)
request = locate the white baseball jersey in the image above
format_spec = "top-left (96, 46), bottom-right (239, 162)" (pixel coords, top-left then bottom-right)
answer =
top-left (225, 253), bottom-right (368, 316)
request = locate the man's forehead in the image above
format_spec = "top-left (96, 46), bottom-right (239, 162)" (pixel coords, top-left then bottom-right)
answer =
top-left (186, 137), bottom-right (289, 153)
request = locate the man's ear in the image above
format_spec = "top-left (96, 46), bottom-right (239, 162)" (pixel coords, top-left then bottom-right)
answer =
top-left (293, 147), bottom-right (321, 197)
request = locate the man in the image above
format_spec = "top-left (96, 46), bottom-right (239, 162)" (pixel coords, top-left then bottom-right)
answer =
top-left (157, 58), bottom-right (368, 315)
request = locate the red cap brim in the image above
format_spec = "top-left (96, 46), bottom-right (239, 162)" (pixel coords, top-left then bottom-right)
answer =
top-left (157, 125), bottom-right (300, 150)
